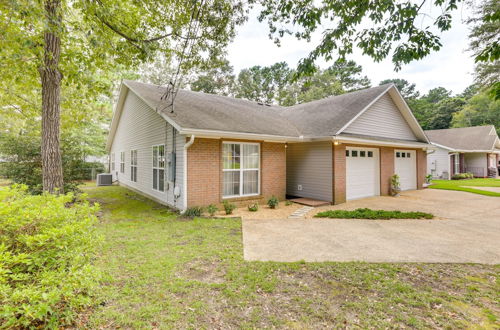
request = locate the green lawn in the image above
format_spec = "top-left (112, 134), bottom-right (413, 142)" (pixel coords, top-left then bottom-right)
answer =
top-left (81, 185), bottom-right (499, 328)
top-left (429, 178), bottom-right (500, 197)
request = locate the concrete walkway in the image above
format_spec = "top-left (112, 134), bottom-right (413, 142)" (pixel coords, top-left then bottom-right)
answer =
top-left (243, 189), bottom-right (500, 264)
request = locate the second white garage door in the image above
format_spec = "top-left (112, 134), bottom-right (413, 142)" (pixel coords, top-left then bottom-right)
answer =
top-left (394, 150), bottom-right (417, 190)
top-left (346, 147), bottom-right (380, 200)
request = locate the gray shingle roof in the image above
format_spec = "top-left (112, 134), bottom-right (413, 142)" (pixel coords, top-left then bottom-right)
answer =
top-left (124, 80), bottom-right (301, 137)
top-left (282, 84), bottom-right (393, 137)
top-left (425, 126), bottom-right (498, 151)
top-left (123, 80), bottom-right (396, 138)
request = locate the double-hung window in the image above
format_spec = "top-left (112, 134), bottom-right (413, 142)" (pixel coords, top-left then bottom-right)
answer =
top-left (152, 145), bottom-right (165, 192)
top-left (111, 153), bottom-right (115, 171)
top-left (222, 142), bottom-right (260, 197)
top-left (120, 151), bottom-right (125, 173)
top-left (130, 150), bottom-right (138, 182)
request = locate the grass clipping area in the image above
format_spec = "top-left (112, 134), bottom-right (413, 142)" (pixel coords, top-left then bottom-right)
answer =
top-left (315, 208), bottom-right (434, 219)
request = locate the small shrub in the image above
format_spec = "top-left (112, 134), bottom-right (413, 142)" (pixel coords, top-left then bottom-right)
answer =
top-left (207, 204), bottom-right (218, 216)
top-left (314, 208), bottom-right (433, 220)
top-left (267, 195), bottom-right (279, 209)
top-left (183, 206), bottom-right (203, 217)
top-left (248, 203), bottom-right (259, 212)
top-left (451, 172), bottom-right (475, 180)
top-left (390, 174), bottom-right (401, 196)
top-left (223, 200), bottom-right (236, 215)
top-left (285, 200), bottom-right (293, 206)
top-left (425, 174), bottom-right (433, 184)
top-left (0, 184), bottom-right (102, 328)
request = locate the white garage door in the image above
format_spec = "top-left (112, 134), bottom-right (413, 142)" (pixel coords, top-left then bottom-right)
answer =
top-left (395, 150), bottom-right (417, 191)
top-left (346, 147), bottom-right (380, 200)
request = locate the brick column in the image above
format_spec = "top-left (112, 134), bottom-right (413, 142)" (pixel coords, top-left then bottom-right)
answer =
top-left (379, 147), bottom-right (395, 196)
top-left (261, 142), bottom-right (286, 200)
top-left (416, 149), bottom-right (427, 189)
top-left (332, 144), bottom-right (346, 204)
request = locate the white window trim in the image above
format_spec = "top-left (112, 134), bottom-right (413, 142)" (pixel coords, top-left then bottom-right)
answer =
top-left (222, 141), bottom-right (260, 198)
top-left (130, 149), bottom-right (138, 182)
top-left (152, 144), bottom-right (165, 193)
top-left (120, 151), bottom-right (125, 173)
top-left (111, 153), bottom-right (115, 171)
top-left (454, 153), bottom-right (460, 174)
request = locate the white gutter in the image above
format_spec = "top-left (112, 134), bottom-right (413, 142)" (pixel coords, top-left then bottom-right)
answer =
top-left (182, 135), bottom-right (195, 212)
top-left (333, 136), bottom-right (435, 149)
top-left (178, 128), bottom-right (304, 143)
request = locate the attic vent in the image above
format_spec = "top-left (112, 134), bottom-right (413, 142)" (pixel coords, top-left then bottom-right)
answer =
top-left (265, 103), bottom-right (271, 107)
top-left (257, 101), bottom-right (264, 105)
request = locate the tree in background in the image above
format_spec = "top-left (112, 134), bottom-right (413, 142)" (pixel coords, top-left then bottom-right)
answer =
top-left (191, 60), bottom-right (235, 96)
top-left (234, 62), bottom-right (294, 105)
top-left (452, 89), bottom-right (500, 135)
top-left (0, 0), bottom-right (245, 193)
top-left (379, 79), bottom-right (420, 99)
top-left (467, 0), bottom-right (500, 99)
top-left (327, 61), bottom-right (371, 92)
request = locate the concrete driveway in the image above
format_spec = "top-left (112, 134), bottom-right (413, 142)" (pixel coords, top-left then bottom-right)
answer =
top-left (242, 189), bottom-right (500, 264)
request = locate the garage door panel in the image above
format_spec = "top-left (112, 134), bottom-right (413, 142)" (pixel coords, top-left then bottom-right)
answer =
top-left (346, 147), bottom-right (380, 200)
top-left (395, 149), bottom-right (417, 191)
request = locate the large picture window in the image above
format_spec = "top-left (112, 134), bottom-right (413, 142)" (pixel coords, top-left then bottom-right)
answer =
top-left (222, 142), bottom-right (260, 197)
top-left (152, 145), bottom-right (165, 192)
top-left (130, 150), bottom-right (137, 182)
top-left (120, 151), bottom-right (125, 173)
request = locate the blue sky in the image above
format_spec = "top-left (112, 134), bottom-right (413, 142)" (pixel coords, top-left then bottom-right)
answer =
top-left (227, 5), bottom-right (475, 95)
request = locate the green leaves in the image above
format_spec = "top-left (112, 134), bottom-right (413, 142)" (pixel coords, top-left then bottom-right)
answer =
top-left (0, 185), bottom-right (102, 327)
top-left (258, 0), bottom-right (464, 75)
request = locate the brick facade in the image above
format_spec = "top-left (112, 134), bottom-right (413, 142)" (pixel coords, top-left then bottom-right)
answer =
top-left (379, 147), bottom-right (395, 195)
top-left (416, 149), bottom-right (427, 189)
top-left (332, 144), bottom-right (346, 204)
top-left (186, 138), bottom-right (286, 208)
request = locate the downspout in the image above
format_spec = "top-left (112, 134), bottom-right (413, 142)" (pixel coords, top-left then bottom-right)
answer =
top-left (182, 135), bottom-right (195, 211)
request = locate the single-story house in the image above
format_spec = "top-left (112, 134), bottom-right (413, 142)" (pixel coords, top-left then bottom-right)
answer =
top-left (426, 126), bottom-right (500, 179)
top-left (106, 80), bottom-right (432, 211)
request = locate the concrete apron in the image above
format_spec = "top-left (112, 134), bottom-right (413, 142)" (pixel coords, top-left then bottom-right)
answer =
top-left (243, 217), bottom-right (500, 264)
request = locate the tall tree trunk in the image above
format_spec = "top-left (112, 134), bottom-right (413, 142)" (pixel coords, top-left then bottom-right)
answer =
top-left (39, 0), bottom-right (64, 193)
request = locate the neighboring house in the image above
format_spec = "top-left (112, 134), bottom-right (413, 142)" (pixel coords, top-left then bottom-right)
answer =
top-left (106, 80), bottom-right (432, 211)
top-left (426, 126), bottom-right (500, 179)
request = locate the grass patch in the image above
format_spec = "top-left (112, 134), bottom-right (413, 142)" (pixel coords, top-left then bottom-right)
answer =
top-left (80, 184), bottom-right (499, 328)
top-left (429, 178), bottom-right (500, 197)
top-left (314, 208), bottom-right (433, 219)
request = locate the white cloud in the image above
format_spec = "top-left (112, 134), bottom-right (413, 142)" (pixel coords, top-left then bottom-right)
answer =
top-left (227, 5), bottom-right (475, 95)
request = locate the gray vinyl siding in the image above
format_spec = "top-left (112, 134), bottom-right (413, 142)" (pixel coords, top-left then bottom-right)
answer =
top-left (343, 93), bottom-right (417, 141)
top-left (427, 147), bottom-right (450, 179)
top-left (109, 90), bottom-right (185, 209)
top-left (286, 141), bottom-right (332, 201)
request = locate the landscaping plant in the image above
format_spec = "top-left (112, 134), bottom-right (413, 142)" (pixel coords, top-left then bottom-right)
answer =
top-left (425, 174), bottom-right (433, 184)
top-left (285, 200), bottom-right (293, 206)
top-left (451, 173), bottom-right (474, 180)
top-left (267, 196), bottom-right (279, 209)
top-left (0, 185), bottom-right (102, 328)
top-left (315, 208), bottom-right (433, 220)
top-left (183, 206), bottom-right (204, 218)
top-left (390, 174), bottom-right (401, 196)
top-left (248, 203), bottom-right (259, 212)
top-left (207, 204), bottom-right (218, 216)
top-left (223, 200), bottom-right (236, 215)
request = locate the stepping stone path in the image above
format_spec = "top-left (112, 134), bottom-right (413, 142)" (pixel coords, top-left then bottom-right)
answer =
top-left (288, 206), bottom-right (314, 219)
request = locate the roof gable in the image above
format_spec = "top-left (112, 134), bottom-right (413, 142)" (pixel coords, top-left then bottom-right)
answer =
top-left (342, 92), bottom-right (418, 141)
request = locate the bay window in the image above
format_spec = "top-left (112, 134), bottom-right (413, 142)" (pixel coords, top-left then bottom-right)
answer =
top-left (223, 142), bottom-right (260, 197)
